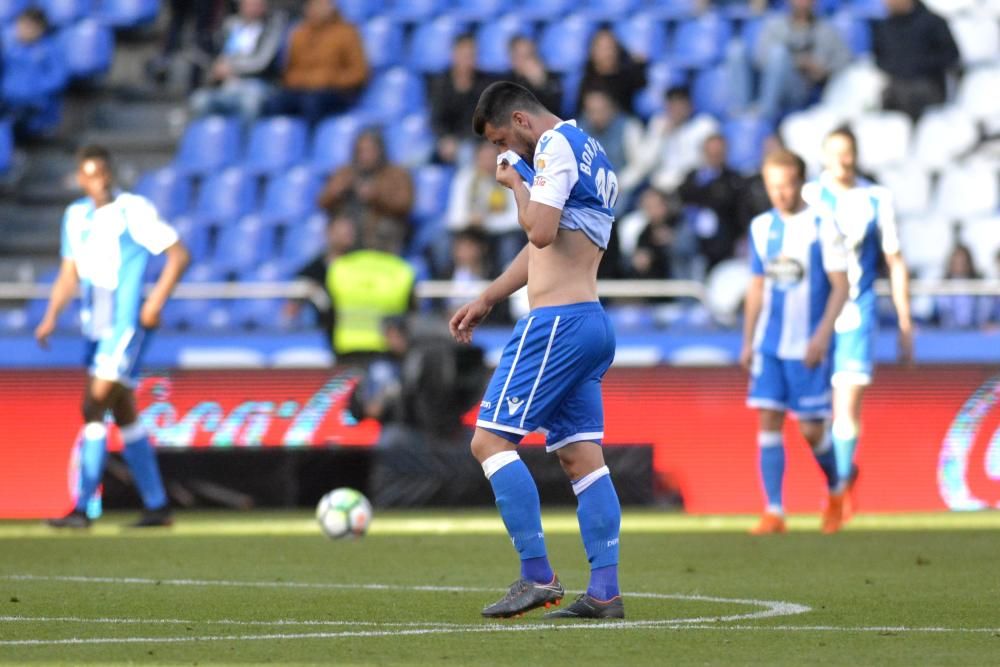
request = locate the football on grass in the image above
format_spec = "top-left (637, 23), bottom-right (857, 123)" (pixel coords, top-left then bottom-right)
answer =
top-left (316, 487), bottom-right (372, 539)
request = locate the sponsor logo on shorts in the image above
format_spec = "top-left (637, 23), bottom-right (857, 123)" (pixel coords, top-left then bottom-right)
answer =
top-left (480, 400), bottom-right (492, 409)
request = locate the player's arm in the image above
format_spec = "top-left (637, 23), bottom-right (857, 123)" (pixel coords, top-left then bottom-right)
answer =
top-left (35, 257), bottom-right (79, 348)
top-left (498, 162), bottom-right (561, 248)
top-left (875, 188), bottom-right (913, 364)
top-left (740, 274), bottom-right (764, 371)
top-left (141, 240), bottom-right (190, 328)
top-left (805, 269), bottom-right (848, 368)
top-left (449, 245), bottom-right (529, 344)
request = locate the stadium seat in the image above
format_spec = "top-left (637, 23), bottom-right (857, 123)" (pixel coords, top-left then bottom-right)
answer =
top-left (723, 114), bottom-right (773, 174)
top-left (243, 116), bottom-right (309, 175)
top-left (925, 0), bottom-right (976, 17)
top-left (0, 119), bottom-right (12, 174)
top-left (646, 0), bottom-right (698, 20)
top-left (911, 106), bottom-right (978, 170)
top-left (849, 0), bottom-right (887, 19)
top-left (133, 166), bottom-right (192, 220)
top-left (40, 0), bottom-right (92, 26)
top-left (539, 14), bottom-right (595, 74)
top-left (934, 163), bottom-right (1000, 219)
top-left (97, 0), bottom-right (159, 28)
top-left (280, 212), bottom-right (327, 264)
top-left (739, 15), bottom-right (767, 55)
top-left (875, 164), bottom-right (931, 218)
top-left (407, 15), bottom-right (466, 74)
top-left (362, 16), bottom-right (404, 70)
top-left (779, 107), bottom-right (841, 172)
top-left (511, 0), bottom-right (573, 21)
top-left (192, 167), bottom-right (257, 222)
top-left (668, 12), bottom-right (733, 70)
top-left (613, 13), bottom-right (668, 62)
top-left (830, 10), bottom-right (871, 56)
top-left (818, 60), bottom-right (886, 120)
top-left (410, 164), bottom-right (454, 222)
top-left (60, 19), bottom-right (114, 79)
top-left (580, 0), bottom-right (643, 21)
top-left (852, 111), bottom-right (911, 172)
top-left (260, 165), bottom-right (321, 222)
top-left (169, 215), bottom-right (213, 264)
top-left (159, 262), bottom-right (230, 331)
top-left (359, 67), bottom-right (427, 123)
top-left (956, 64), bottom-right (1000, 120)
top-left (0, 0), bottom-right (29, 23)
top-left (213, 214), bottom-right (277, 274)
top-left (632, 61), bottom-right (687, 119)
top-left (982, 0), bottom-right (1000, 18)
top-left (450, 0), bottom-right (505, 22)
top-left (0, 307), bottom-right (28, 334)
top-left (385, 0), bottom-right (444, 23)
top-left (310, 112), bottom-right (369, 174)
top-left (961, 215), bottom-right (1000, 277)
top-left (950, 13), bottom-right (1000, 65)
top-left (691, 64), bottom-right (733, 119)
top-left (384, 114), bottom-right (434, 168)
top-left (475, 14), bottom-right (533, 74)
top-left (338, 0), bottom-right (381, 23)
top-left (897, 215), bottom-right (953, 279)
top-left (174, 116), bottom-right (242, 175)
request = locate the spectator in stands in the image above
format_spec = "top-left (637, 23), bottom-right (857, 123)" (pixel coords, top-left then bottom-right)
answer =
top-left (446, 228), bottom-right (492, 312)
top-left (678, 134), bottom-right (749, 270)
top-left (508, 36), bottom-right (563, 115)
top-left (0, 8), bottom-right (66, 139)
top-left (317, 128), bottom-right (414, 252)
top-left (576, 28), bottom-right (647, 117)
top-left (428, 33), bottom-right (496, 165)
top-left (578, 88), bottom-right (644, 214)
top-left (445, 140), bottom-right (522, 273)
top-left (263, 0), bottom-right (368, 126)
top-left (935, 242), bottom-right (995, 330)
top-left (282, 213), bottom-right (358, 343)
top-left (188, 0), bottom-right (287, 126)
top-left (639, 86), bottom-right (720, 195)
top-left (618, 188), bottom-right (688, 281)
top-left (739, 0), bottom-right (851, 120)
top-left (146, 0), bottom-right (216, 87)
top-left (874, 0), bottom-right (960, 121)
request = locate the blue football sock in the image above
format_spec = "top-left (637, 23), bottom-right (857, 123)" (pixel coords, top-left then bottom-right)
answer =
top-left (832, 421), bottom-right (859, 482)
top-left (758, 431), bottom-right (785, 514)
top-left (76, 422), bottom-right (107, 513)
top-left (812, 432), bottom-right (841, 493)
top-left (573, 466), bottom-right (621, 599)
top-left (120, 423), bottom-right (167, 510)
top-left (482, 451), bottom-right (552, 582)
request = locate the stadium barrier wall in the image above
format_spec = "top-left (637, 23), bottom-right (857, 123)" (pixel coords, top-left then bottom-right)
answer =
top-left (2, 365), bottom-right (998, 517)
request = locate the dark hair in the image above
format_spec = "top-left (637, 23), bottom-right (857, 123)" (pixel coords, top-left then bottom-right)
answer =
top-left (18, 7), bottom-right (48, 30)
top-left (453, 32), bottom-right (476, 47)
top-left (472, 81), bottom-right (545, 136)
top-left (76, 144), bottom-right (112, 167)
top-left (453, 227), bottom-right (488, 247)
top-left (665, 86), bottom-right (691, 102)
top-left (826, 124), bottom-right (858, 155)
top-left (762, 148), bottom-right (806, 181)
top-left (508, 34), bottom-right (532, 52)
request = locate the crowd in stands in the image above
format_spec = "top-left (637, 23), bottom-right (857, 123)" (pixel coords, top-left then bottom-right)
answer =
top-left (4, 0), bottom-right (1000, 333)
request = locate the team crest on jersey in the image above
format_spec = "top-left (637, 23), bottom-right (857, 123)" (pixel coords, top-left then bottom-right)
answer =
top-left (535, 157), bottom-right (546, 170)
top-left (766, 255), bottom-right (805, 288)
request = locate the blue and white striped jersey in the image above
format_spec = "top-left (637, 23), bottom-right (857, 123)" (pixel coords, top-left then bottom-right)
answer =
top-left (803, 174), bottom-right (900, 303)
top-left (61, 191), bottom-right (178, 341)
top-left (749, 205), bottom-right (848, 359)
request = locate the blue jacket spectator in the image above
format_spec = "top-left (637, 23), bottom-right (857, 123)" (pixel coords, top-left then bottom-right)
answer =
top-left (1, 8), bottom-right (67, 137)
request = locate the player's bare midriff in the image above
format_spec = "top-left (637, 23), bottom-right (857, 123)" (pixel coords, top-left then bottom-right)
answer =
top-left (527, 228), bottom-right (603, 309)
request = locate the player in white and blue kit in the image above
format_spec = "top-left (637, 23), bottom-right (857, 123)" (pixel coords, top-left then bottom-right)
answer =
top-left (741, 149), bottom-right (849, 535)
top-left (450, 82), bottom-right (622, 619)
top-left (36, 146), bottom-right (189, 528)
top-left (803, 127), bottom-right (912, 507)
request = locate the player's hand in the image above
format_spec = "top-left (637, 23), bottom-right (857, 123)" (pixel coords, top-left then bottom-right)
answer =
top-left (34, 316), bottom-right (55, 349)
top-left (897, 327), bottom-right (914, 366)
top-left (139, 301), bottom-right (163, 329)
top-left (803, 336), bottom-right (828, 369)
top-left (449, 298), bottom-right (492, 344)
top-left (495, 160), bottom-right (520, 191)
top-left (739, 342), bottom-right (753, 372)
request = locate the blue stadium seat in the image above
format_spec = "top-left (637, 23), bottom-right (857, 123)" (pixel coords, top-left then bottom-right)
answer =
top-left (338, 0), bottom-right (382, 23)
top-left (41, 0), bottom-right (92, 26)
top-left (691, 64), bottom-right (732, 118)
top-left (280, 213), bottom-right (327, 265)
top-left (407, 15), bottom-right (467, 74)
top-left (310, 112), bottom-right (370, 174)
top-left (450, 0), bottom-right (505, 22)
top-left (359, 67), bottom-right (427, 122)
top-left (511, 0), bottom-right (572, 21)
top-left (192, 167), bottom-right (257, 222)
top-left (831, 11), bottom-right (872, 56)
top-left (243, 116), bottom-right (309, 175)
top-left (133, 166), bottom-right (192, 220)
top-left (386, 0), bottom-right (444, 23)
top-left (614, 13), bottom-right (668, 62)
top-left (213, 215), bottom-right (277, 274)
top-left (646, 0), bottom-right (698, 20)
top-left (723, 113), bottom-right (773, 173)
top-left (668, 12), bottom-right (733, 69)
top-left (0, 120), bottom-right (12, 174)
top-left (410, 164), bottom-right (454, 222)
top-left (0, 307), bottom-right (28, 334)
top-left (169, 215), bottom-right (213, 264)
top-left (739, 15), bottom-right (766, 56)
top-left (0, 0), bottom-right (29, 23)
top-left (60, 19), bottom-right (114, 79)
top-left (260, 165), bottom-right (321, 222)
top-left (159, 262), bottom-right (229, 331)
top-left (174, 116), bottom-right (242, 175)
top-left (633, 61), bottom-right (686, 119)
top-left (580, 0), bottom-right (642, 21)
top-left (362, 16), bottom-right (405, 70)
top-left (476, 14), bottom-right (533, 74)
top-left (97, 0), bottom-right (159, 28)
top-left (385, 114), bottom-right (434, 167)
top-left (850, 0), bottom-right (888, 19)
top-left (539, 14), bottom-right (595, 74)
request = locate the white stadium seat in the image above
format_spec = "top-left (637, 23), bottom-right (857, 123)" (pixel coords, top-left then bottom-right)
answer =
top-left (897, 215), bottom-right (955, 278)
top-left (911, 105), bottom-right (979, 169)
top-left (779, 107), bottom-right (842, 175)
top-left (956, 65), bottom-right (1000, 120)
top-left (934, 162), bottom-right (1000, 219)
top-left (961, 216), bottom-right (1000, 277)
top-left (876, 164), bottom-right (932, 218)
top-left (852, 111), bottom-right (912, 172)
top-left (980, 0), bottom-right (1000, 18)
top-left (819, 59), bottom-right (887, 120)
top-left (950, 14), bottom-right (1000, 65)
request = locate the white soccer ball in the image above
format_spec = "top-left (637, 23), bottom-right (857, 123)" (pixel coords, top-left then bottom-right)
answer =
top-left (316, 487), bottom-right (372, 539)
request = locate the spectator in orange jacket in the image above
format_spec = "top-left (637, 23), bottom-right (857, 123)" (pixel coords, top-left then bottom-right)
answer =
top-left (263, 0), bottom-right (368, 126)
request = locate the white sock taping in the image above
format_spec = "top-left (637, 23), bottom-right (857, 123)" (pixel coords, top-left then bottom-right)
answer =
top-left (758, 431), bottom-right (783, 448)
top-left (481, 450), bottom-right (520, 480)
top-left (83, 422), bottom-right (107, 440)
top-left (119, 422), bottom-right (147, 444)
top-left (831, 418), bottom-right (859, 441)
top-left (571, 465), bottom-right (610, 496)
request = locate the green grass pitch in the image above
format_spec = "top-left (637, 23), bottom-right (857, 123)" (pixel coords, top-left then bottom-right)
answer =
top-left (1, 510), bottom-right (999, 665)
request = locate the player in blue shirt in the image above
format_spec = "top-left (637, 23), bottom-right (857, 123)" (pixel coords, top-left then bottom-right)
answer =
top-left (450, 82), bottom-right (622, 620)
top-left (36, 145), bottom-right (190, 528)
top-left (741, 149), bottom-right (849, 535)
top-left (803, 127), bottom-right (913, 513)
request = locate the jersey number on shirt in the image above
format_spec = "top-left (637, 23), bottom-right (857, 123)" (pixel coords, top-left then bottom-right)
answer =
top-left (595, 168), bottom-right (619, 211)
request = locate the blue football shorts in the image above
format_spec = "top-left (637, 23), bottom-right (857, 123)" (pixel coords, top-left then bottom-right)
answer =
top-left (476, 301), bottom-right (615, 452)
top-left (747, 351), bottom-right (832, 420)
top-left (832, 297), bottom-right (877, 387)
top-left (85, 326), bottom-right (152, 388)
